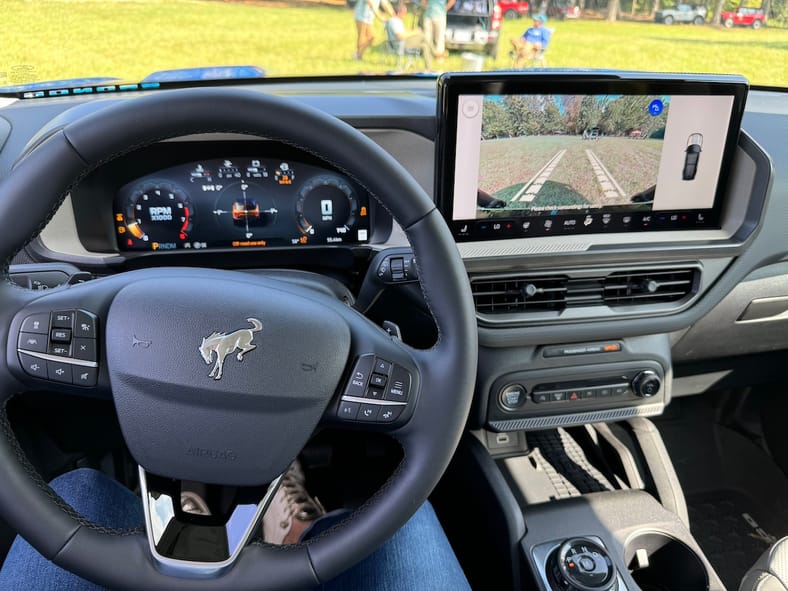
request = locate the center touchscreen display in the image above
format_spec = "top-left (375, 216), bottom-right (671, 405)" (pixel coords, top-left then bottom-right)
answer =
top-left (437, 73), bottom-right (747, 242)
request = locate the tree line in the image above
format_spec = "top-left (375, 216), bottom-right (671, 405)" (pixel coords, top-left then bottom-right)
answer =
top-left (577, 0), bottom-right (785, 26)
top-left (481, 95), bottom-right (668, 139)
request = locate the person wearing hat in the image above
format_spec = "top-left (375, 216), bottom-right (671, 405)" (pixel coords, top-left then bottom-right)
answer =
top-left (511, 14), bottom-right (551, 67)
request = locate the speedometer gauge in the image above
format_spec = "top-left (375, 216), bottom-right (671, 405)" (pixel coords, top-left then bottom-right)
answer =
top-left (295, 175), bottom-right (359, 239)
top-left (117, 181), bottom-right (193, 249)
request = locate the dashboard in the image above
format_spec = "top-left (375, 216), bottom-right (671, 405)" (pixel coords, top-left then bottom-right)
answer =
top-left (0, 76), bottom-right (786, 428)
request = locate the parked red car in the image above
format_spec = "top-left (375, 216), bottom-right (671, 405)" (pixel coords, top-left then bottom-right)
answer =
top-left (721, 7), bottom-right (767, 28)
top-left (498, 0), bottom-right (530, 19)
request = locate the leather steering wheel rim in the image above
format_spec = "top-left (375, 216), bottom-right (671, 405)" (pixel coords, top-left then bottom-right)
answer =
top-left (0, 88), bottom-right (478, 590)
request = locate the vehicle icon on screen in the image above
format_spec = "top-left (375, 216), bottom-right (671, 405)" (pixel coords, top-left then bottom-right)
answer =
top-left (683, 133), bottom-right (703, 181)
top-left (232, 199), bottom-right (262, 224)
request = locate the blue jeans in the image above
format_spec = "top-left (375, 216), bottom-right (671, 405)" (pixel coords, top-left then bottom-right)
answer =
top-left (0, 468), bottom-right (470, 591)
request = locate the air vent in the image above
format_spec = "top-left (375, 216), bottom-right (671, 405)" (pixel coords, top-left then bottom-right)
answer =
top-left (603, 268), bottom-right (697, 306)
top-left (472, 267), bottom-right (698, 315)
top-left (471, 276), bottom-right (569, 313)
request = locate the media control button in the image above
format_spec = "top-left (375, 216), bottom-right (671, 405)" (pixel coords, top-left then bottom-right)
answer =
top-left (373, 358), bottom-right (392, 375)
top-left (19, 353), bottom-right (47, 379)
top-left (47, 360), bottom-right (73, 384)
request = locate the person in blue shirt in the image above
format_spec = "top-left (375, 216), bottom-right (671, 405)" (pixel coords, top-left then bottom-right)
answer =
top-left (511, 14), bottom-right (551, 67)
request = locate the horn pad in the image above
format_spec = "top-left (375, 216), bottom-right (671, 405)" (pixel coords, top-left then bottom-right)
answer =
top-left (106, 273), bottom-right (351, 485)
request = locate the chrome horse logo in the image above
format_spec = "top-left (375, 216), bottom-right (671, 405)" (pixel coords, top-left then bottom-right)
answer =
top-left (199, 318), bottom-right (262, 380)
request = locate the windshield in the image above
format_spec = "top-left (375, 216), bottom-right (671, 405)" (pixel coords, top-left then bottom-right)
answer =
top-left (2, 0), bottom-right (785, 89)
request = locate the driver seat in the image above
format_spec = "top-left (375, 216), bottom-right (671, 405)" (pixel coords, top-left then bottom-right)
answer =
top-left (740, 537), bottom-right (788, 590)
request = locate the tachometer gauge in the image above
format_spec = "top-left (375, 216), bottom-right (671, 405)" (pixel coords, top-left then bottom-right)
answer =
top-left (295, 175), bottom-right (359, 240)
top-left (117, 181), bottom-right (193, 249)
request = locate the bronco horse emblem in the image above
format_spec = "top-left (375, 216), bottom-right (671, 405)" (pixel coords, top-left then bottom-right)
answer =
top-left (199, 318), bottom-right (262, 380)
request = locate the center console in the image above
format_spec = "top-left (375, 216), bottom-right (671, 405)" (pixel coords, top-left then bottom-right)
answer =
top-left (424, 71), bottom-right (764, 591)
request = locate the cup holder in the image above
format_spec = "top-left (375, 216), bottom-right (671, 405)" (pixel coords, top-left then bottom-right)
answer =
top-left (624, 532), bottom-right (709, 591)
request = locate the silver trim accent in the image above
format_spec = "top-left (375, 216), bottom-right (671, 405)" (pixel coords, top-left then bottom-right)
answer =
top-left (16, 349), bottom-right (98, 368)
top-left (340, 395), bottom-right (407, 406)
top-left (490, 403), bottom-right (664, 431)
top-left (139, 467), bottom-right (282, 579)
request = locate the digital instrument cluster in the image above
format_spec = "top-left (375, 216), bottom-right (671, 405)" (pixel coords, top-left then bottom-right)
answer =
top-left (114, 157), bottom-right (371, 251)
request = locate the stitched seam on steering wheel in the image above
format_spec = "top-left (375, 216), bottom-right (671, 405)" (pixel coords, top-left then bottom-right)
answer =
top-left (0, 401), bottom-right (142, 536)
top-left (298, 442), bottom-right (407, 546)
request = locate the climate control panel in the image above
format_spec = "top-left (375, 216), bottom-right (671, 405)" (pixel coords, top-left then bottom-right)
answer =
top-left (487, 361), bottom-right (667, 431)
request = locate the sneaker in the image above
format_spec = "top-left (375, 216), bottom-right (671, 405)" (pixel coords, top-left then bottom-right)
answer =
top-left (262, 460), bottom-right (326, 545)
top-left (181, 490), bottom-right (211, 516)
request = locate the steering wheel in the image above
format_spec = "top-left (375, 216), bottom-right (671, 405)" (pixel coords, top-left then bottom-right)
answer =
top-left (0, 89), bottom-right (477, 590)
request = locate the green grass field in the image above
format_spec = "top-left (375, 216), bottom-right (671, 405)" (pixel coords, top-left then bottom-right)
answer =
top-left (1, 0), bottom-right (786, 87)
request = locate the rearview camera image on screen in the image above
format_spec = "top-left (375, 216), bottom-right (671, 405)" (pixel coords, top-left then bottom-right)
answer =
top-left (477, 94), bottom-right (668, 216)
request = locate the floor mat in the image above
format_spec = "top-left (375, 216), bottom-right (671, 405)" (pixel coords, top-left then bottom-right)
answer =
top-left (687, 489), bottom-right (783, 591)
top-left (655, 397), bottom-right (788, 591)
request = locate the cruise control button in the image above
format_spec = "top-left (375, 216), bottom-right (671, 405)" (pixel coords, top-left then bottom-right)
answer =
top-left (378, 406), bottom-right (403, 423)
top-left (51, 328), bottom-right (72, 343)
top-left (52, 311), bottom-right (75, 329)
top-left (73, 367), bottom-right (98, 387)
top-left (21, 314), bottom-right (49, 335)
top-left (47, 360), bottom-right (73, 384)
top-left (72, 338), bottom-right (97, 362)
top-left (384, 365), bottom-right (411, 402)
top-left (357, 404), bottom-right (380, 422)
top-left (18, 332), bottom-right (47, 353)
top-left (343, 355), bottom-right (374, 398)
top-left (48, 343), bottom-right (71, 357)
top-left (19, 353), bottom-right (47, 379)
top-left (75, 310), bottom-right (98, 339)
top-left (370, 373), bottom-right (387, 388)
top-left (338, 401), bottom-right (360, 421)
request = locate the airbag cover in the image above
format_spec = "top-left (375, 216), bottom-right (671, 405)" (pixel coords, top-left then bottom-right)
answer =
top-left (106, 275), bottom-right (350, 485)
